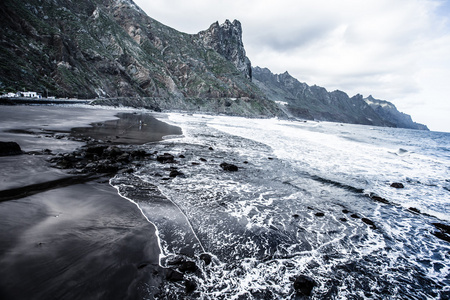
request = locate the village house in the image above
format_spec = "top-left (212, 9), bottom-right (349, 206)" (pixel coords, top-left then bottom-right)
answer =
top-left (5, 92), bottom-right (17, 98)
top-left (19, 91), bottom-right (41, 98)
top-left (1, 91), bottom-right (44, 98)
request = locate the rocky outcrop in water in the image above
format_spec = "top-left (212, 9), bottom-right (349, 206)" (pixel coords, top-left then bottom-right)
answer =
top-left (0, 141), bottom-right (22, 156)
top-left (220, 162), bottom-right (239, 172)
top-left (293, 275), bottom-right (317, 296)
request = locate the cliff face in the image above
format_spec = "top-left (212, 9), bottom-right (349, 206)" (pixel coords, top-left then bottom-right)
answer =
top-left (252, 67), bottom-right (428, 130)
top-left (0, 0), bottom-right (428, 127)
top-left (197, 19), bottom-right (252, 80)
top-left (364, 96), bottom-right (429, 130)
top-left (0, 0), bottom-right (281, 116)
top-left (253, 67), bottom-right (391, 126)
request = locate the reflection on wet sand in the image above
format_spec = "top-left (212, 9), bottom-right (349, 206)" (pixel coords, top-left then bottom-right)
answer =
top-left (71, 113), bottom-right (182, 145)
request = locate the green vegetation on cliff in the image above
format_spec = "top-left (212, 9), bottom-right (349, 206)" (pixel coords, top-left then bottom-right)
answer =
top-left (0, 0), bottom-right (281, 117)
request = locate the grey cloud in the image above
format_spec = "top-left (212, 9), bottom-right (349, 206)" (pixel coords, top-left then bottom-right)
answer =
top-left (245, 22), bottom-right (338, 52)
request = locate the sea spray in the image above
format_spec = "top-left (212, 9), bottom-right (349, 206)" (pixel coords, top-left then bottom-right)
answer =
top-left (117, 113), bottom-right (449, 298)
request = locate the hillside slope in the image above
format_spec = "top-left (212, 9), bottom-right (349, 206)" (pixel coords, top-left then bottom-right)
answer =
top-left (0, 0), bottom-right (281, 116)
top-left (253, 67), bottom-right (428, 130)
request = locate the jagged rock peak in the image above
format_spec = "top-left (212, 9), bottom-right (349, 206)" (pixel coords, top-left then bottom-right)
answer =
top-left (198, 19), bottom-right (252, 80)
top-left (364, 95), bottom-right (396, 109)
top-left (363, 95), bottom-right (428, 130)
top-left (105, 0), bottom-right (143, 11)
top-left (252, 66), bottom-right (429, 129)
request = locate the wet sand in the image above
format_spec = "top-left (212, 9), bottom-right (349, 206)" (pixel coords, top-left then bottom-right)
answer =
top-left (0, 105), bottom-right (181, 299)
top-left (71, 112), bottom-right (182, 145)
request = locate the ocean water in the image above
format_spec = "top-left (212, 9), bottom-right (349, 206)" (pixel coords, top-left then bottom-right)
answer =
top-left (111, 113), bottom-right (450, 299)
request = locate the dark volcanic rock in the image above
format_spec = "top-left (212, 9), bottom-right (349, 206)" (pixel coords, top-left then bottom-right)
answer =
top-left (169, 170), bottom-right (184, 178)
top-left (293, 275), bottom-right (317, 296)
top-left (408, 207), bottom-right (421, 214)
top-left (104, 146), bottom-right (123, 157)
top-left (370, 194), bottom-right (390, 204)
top-left (86, 145), bottom-right (107, 156)
top-left (96, 163), bottom-right (120, 174)
top-left (157, 153), bottom-right (175, 164)
top-left (361, 218), bottom-right (376, 229)
top-left (433, 223), bottom-right (450, 235)
top-left (220, 162), bottom-right (239, 171)
top-left (199, 253), bottom-right (212, 266)
top-left (131, 150), bottom-right (148, 158)
top-left (0, 141), bottom-right (22, 156)
top-left (165, 269), bottom-right (184, 282)
top-left (390, 182), bottom-right (405, 188)
top-left (166, 256), bottom-right (198, 273)
top-left (432, 231), bottom-right (450, 243)
top-left (185, 279), bottom-right (197, 294)
top-left (178, 261), bottom-right (198, 273)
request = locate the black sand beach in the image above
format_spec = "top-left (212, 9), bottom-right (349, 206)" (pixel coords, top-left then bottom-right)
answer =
top-left (0, 105), bottom-right (181, 299)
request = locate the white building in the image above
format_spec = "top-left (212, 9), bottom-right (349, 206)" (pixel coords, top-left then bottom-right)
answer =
top-left (19, 91), bottom-right (41, 98)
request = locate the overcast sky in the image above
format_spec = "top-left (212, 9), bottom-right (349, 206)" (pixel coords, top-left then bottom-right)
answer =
top-left (134, 0), bottom-right (450, 132)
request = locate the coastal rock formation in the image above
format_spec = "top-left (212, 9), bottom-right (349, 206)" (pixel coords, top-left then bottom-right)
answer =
top-left (220, 162), bottom-right (239, 171)
top-left (252, 67), bottom-right (428, 130)
top-left (390, 182), bottom-right (405, 188)
top-left (364, 96), bottom-right (429, 130)
top-left (0, 0), bottom-right (427, 128)
top-left (197, 19), bottom-right (252, 80)
top-left (0, 0), bottom-right (280, 117)
top-left (293, 275), bottom-right (317, 296)
top-left (0, 141), bottom-right (22, 156)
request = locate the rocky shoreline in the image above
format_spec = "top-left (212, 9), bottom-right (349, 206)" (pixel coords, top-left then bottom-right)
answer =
top-left (0, 105), bottom-right (297, 298)
top-left (0, 106), bottom-right (189, 299)
top-left (1, 105), bottom-right (448, 299)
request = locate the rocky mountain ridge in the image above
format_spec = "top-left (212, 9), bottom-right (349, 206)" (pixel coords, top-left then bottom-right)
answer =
top-left (0, 0), bottom-right (280, 116)
top-left (252, 67), bottom-right (428, 130)
top-left (0, 0), bottom-right (428, 129)
top-left (197, 19), bottom-right (252, 80)
top-left (363, 95), bottom-right (428, 130)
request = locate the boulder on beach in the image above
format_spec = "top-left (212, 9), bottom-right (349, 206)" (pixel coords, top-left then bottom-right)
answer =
top-left (220, 162), bottom-right (238, 171)
top-left (390, 182), bottom-right (404, 188)
top-left (185, 279), bottom-right (197, 294)
top-left (157, 153), bottom-right (175, 164)
top-left (361, 218), bottom-right (376, 229)
top-left (0, 141), bottom-right (22, 156)
top-left (369, 193), bottom-right (390, 204)
top-left (165, 269), bottom-right (184, 282)
top-left (199, 253), bottom-right (212, 266)
top-left (169, 170), bottom-right (184, 178)
top-left (293, 275), bottom-right (317, 296)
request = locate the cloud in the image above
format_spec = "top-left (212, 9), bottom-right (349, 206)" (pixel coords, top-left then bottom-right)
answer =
top-left (134, 0), bottom-right (450, 131)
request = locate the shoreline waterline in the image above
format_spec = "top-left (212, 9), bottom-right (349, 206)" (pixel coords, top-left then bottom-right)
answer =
top-left (0, 104), bottom-right (183, 299)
